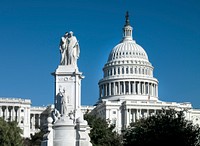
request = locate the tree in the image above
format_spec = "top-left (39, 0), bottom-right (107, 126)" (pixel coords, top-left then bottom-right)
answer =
top-left (123, 109), bottom-right (200, 146)
top-left (84, 114), bottom-right (122, 146)
top-left (0, 118), bottom-right (23, 146)
top-left (23, 129), bottom-right (45, 146)
top-left (29, 130), bottom-right (45, 146)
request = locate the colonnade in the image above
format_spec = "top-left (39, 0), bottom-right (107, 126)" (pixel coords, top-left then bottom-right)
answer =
top-left (99, 81), bottom-right (158, 98)
top-left (30, 114), bottom-right (41, 130)
top-left (123, 108), bottom-right (161, 128)
top-left (104, 65), bottom-right (153, 77)
top-left (0, 106), bottom-right (21, 122)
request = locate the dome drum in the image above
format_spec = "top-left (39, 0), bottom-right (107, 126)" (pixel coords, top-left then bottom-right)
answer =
top-left (98, 79), bottom-right (158, 101)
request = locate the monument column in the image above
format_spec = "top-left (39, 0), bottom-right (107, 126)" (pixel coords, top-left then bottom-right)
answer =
top-left (41, 31), bottom-right (92, 146)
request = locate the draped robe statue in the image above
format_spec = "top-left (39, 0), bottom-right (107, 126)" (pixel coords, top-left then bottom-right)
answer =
top-left (59, 31), bottom-right (80, 66)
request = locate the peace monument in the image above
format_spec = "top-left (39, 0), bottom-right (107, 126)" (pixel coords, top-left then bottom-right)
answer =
top-left (41, 31), bottom-right (92, 146)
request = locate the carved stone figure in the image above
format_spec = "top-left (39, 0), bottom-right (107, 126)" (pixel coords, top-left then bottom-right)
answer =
top-left (59, 88), bottom-right (68, 116)
top-left (59, 32), bottom-right (68, 65)
top-left (59, 31), bottom-right (80, 66)
top-left (52, 108), bottom-right (61, 123)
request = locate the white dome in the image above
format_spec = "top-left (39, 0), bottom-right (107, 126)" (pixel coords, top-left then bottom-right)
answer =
top-left (107, 40), bottom-right (149, 63)
top-left (98, 12), bottom-right (158, 101)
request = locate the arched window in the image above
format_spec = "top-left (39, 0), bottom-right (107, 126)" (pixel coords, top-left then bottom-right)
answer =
top-left (130, 67), bottom-right (133, 74)
top-left (135, 68), bottom-right (137, 74)
top-left (126, 67), bottom-right (129, 74)
top-left (125, 82), bottom-right (129, 93)
top-left (122, 67), bottom-right (124, 74)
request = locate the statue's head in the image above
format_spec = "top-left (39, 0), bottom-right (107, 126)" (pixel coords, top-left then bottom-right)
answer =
top-left (68, 31), bottom-right (73, 38)
top-left (64, 32), bottom-right (68, 37)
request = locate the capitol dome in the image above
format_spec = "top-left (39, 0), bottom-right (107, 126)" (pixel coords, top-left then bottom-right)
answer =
top-left (98, 12), bottom-right (158, 101)
top-left (107, 40), bottom-right (149, 63)
top-left (106, 12), bottom-right (149, 66)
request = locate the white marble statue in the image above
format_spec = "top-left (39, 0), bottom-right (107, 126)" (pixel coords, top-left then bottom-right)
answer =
top-left (59, 31), bottom-right (80, 66)
top-left (52, 108), bottom-right (61, 123)
top-left (59, 88), bottom-right (68, 116)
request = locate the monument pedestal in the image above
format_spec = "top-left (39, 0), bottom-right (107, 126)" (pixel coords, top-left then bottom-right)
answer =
top-left (41, 65), bottom-right (92, 146)
top-left (53, 116), bottom-right (76, 146)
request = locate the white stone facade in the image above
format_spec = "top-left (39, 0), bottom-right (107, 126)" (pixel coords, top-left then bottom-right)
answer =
top-left (30, 106), bottom-right (49, 136)
top-left (0, 98), bottom-right (31, 138)
top-left (0, 97), bottom-right (93, 138)
top-left (92, 12), bottom-right (200, 132)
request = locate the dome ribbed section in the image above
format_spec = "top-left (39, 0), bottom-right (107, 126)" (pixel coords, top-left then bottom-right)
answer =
top-left (108, 40), bottom-right (149, 63)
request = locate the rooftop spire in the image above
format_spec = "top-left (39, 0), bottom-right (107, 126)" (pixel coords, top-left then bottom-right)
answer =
top-left (125, 11), bottom-right (130, 26)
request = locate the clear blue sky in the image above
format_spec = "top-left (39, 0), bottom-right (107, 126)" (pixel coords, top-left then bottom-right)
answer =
top-left (0, 0), bottom-right (200, 108)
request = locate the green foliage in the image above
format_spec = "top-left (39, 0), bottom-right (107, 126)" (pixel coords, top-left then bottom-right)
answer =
top-left (23, 130), bottom-right (45, 146)
top-left (84, 114), bottom-right (122, 146)
top-left (30, 130), bottom-right (45, 146)
top-left (123, 109), bottom-right (200, 146)
top-left (0, 118), bottom-right (23, 146)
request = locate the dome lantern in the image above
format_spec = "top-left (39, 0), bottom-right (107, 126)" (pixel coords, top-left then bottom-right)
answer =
top-left (123, 11), bottom-right (133, 42)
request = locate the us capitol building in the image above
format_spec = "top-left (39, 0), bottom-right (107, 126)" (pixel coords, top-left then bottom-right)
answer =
top-left (0, 12), bottom-right (200, 137)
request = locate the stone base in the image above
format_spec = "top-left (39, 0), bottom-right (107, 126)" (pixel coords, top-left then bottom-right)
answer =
top-left (53, 116), bottom-right (76, 146)
top-left (41, 115), bottom-right (92, 146)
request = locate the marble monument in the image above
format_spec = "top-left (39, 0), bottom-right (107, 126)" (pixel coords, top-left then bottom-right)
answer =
top-left (41, 31), bottom-right (92, 146)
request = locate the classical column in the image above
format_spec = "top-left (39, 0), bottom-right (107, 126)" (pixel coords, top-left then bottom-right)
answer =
top-left (138, 82), bottom-right (141, 94)
top-left (136, 109), bottom-right (139, 120)
top-left (133, 82), bottom-right (136, 94)
top-left (118, 82), bottom-right (121, 95)
top-left (147, 109), bottom-right (149, 117)
top-left (113, 82), bottom-right (116, 95)
top-left (109, 83), bottom-right (111, 96)
top-left (115, 82), bottom-right (117, 95)
top-left (117, 109), bottom-right (121, 132)
top-left (156, 85), bottom-right (158, 97)
top-left (17, 107), bottom-right (21, 122)
top-left (38, 114), bottom-right (41, 128)
top-left (127, 109), bottom-right (130, 126)
top-left (33, 114), bottom-right (35, 130)
top-left (129, 109), bottom-right (132, 124)
top-left (105, 84), bottom-right (107, 96)
top-left (141, 82), bottom-right (144, 95)
top-left (133, 109), bottom-right (136, 123)
top-left (149, 83), bottom-right (152, 96)
top-left (144, 83), bottom-right (146, 95)
top-left (128, 81), bottom-right (131, 94)
top-left (5, 106), bottom-right (8, 121)
top-left (139, 109), bottom-right (142, 118)
top-left (152, 84), bottom-right (154, 97)
top-left (123, 81), bottom-right (125, 94)
top-left (147, 83), bottom-right (149, 95)
top-left (152, 84), bottom-right (155, 96)
top-left (12, 107), bottom-right (15, 121)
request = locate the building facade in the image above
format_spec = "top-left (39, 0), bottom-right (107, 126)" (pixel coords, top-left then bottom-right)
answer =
top-left (0, 97), bottom-right (93, 138)
top-left (92, 12), bottom-right (200, 132)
